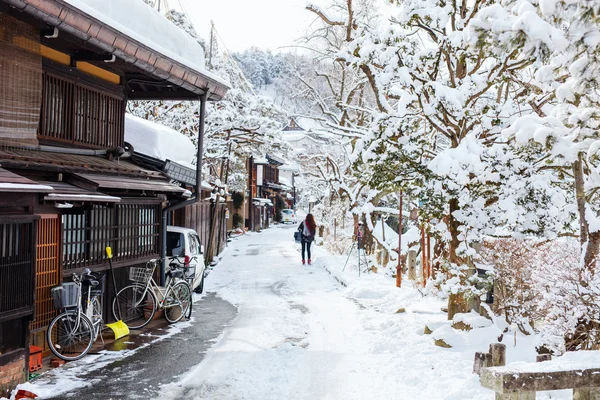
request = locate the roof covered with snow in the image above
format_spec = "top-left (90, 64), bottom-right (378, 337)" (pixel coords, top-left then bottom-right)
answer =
top-left (125, 114), bottom-right (195, 165)
top-left (63, 0), bottom-right (231, 88)
top-left (17, 0), bottom-right (230, 100)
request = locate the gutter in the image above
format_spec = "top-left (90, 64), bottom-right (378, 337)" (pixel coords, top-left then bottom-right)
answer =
top-left (159, 91), bottom-right (207, 285)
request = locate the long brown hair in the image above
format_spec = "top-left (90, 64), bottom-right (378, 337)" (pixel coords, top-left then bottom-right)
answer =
top-left (306, 213), bottom-right (317, 232)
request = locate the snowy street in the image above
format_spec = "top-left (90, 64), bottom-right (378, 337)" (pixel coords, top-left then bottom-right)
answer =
top-left (18, 223), bottom-right (571, 400)
top-left (156, 224), bottom-right (502, 400)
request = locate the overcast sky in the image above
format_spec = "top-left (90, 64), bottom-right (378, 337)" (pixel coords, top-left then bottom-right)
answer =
top-left (175, 0), bottom-right (315, 53)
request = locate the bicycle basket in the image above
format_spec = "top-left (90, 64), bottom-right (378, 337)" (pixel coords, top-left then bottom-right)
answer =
top-left (129, 264), bottom-right (155, 284)
top-left (51, 282), bottom-right (80, 309)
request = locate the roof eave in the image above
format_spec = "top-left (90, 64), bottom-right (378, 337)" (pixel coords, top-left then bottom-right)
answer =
top-left (4, 0), bottom-right (229, 101)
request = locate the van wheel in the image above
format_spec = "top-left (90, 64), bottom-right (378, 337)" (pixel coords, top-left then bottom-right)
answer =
top-left (194, 274), bottom-right (205, 294)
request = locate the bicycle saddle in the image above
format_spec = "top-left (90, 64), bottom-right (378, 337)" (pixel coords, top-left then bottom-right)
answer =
top-left (82, 278), bottom-right (99, 287)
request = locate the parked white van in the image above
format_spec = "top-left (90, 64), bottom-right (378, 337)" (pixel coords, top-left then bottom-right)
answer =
top-left (166, 226), bottom-right (206, 293)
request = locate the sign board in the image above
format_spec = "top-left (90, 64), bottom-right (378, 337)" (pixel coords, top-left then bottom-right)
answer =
top-left (256, 165), bottom-right (263, 186)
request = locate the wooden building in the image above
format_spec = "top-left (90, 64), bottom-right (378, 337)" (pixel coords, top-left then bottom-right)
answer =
top-left (0, 0), bottom-right (229, 395)
top-left (246, 154), bottom-right (289, 231)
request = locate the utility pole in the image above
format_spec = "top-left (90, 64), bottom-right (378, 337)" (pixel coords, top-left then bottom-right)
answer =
top-left (208, 20), bottom-right (214, 70)
top-left (396, 189), bottom-right (403, 288)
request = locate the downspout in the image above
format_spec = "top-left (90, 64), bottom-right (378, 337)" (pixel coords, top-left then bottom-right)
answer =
top-left (248, 156), bottom-right (254, 231)
top-left (159, 91), bottom-right (208, 285)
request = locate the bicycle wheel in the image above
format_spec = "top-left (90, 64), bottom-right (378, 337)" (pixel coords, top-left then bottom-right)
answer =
top-left (164, 281), bottom-right (191, 324)
top-left (47, 311), bottom-right (94, 361)
top-left (113, 284), bottom-right (156, 330)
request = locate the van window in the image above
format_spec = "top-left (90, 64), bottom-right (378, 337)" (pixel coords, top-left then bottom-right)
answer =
top-left (167, 232), bottom-right (185, 256)
top-left (282, 209), bottom-right (293, 214)
top-left (188, 233), bottom-right (201, 255)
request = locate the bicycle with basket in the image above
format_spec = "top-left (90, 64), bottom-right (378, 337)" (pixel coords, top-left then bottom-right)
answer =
top-left (111, 259), bottom-right (192, 329)
top-left (47, 269), bottom-right (105, 361)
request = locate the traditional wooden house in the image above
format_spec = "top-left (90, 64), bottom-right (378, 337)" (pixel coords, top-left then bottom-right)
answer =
top-left (125, 114), bottom-right (228, 264)
top-left (246, 154), bottom-right (288, 231)
top-left (0, 0), bottom-right (229, 395)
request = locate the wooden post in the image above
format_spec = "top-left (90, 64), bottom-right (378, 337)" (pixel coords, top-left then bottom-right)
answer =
top-left (334, 219), bottom-right (337, 242)
top-left (397, 189), bottom-right (402, 288)
top-left (421, 225), bottom-right (426, 286)
top-left (407, 249), bottom-right (417, 280)
top-left (490, 343), bottom-right (506, 367)
top-left (473, 352), bottom-right (493, 374)
top-left (426, 230), bottom-right (432, 279)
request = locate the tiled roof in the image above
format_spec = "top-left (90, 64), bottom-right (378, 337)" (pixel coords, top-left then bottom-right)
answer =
top-left (0, 148), bottom-right (163, 178)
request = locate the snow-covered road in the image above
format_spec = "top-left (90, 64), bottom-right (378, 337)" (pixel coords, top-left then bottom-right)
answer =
top-left (158, 224), bottom-right (524, 400)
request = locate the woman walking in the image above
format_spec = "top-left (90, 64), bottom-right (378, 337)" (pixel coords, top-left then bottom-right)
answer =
top-left (298, 213), bottom-right (316, 264)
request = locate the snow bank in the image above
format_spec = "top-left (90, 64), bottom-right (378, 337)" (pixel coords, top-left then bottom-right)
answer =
top-left (490, 350), bottom-right (600, 374)
top-left (125, 114), bottom-right (195, 164)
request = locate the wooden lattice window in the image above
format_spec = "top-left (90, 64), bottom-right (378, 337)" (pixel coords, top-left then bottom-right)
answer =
top-left (39, 71), bottom-right (124, 149)
top-left (31, 215), bottom-right (61, 331)
top-left (115, 203), bottom-right (160, 260)
top-left (0, 216), bottom-right (36, 319)
top-left (62, 203), bottom-right (159, 271)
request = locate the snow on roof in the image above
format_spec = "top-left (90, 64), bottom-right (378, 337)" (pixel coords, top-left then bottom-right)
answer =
top-left (279, 163), bottom-right (300, 172)
top-left (125, 114), bottom-right (195, 165)
top-left (0, 183), bottom-right (53, 192)
top-left (253, 157), bottom-right (269, 165)
top-left (64, 0), bottom-right (228, 87)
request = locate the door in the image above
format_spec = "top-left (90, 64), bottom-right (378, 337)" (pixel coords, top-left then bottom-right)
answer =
top-left (187, 232), bottom-right (204, 289)
top-left (30, 215), bottom-right (61, 356)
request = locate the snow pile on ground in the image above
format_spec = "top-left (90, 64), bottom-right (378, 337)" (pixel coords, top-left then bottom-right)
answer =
top-left (125, 114), bottom-right (195, 164)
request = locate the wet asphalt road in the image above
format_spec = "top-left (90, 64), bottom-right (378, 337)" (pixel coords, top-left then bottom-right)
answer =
top-left (48, 292), bottom-right (237, 400)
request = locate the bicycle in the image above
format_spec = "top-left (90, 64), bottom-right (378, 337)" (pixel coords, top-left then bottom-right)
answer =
top-left (167, 255), bottom-right (199, 320)
top-left (47, 269), bottom-right (105, 361)
top-left (111, 259), bottom-right (192, 330)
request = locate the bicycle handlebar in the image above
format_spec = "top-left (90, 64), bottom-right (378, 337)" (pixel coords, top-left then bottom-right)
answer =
top-left (168, 255), bottom-right (199, 265)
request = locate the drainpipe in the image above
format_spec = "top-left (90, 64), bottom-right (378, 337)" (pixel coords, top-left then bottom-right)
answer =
top-left (159, 91), bottom-right (208, 285)
top-left (248, 156), bottom-right (254, 231)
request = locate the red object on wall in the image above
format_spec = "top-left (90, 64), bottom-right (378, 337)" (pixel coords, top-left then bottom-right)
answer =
top-left (28, 346), bottom-right (43, 372)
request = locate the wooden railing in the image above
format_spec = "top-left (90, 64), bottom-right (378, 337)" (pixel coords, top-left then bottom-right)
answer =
top-left (477, 343), bottom-right (600, 399)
